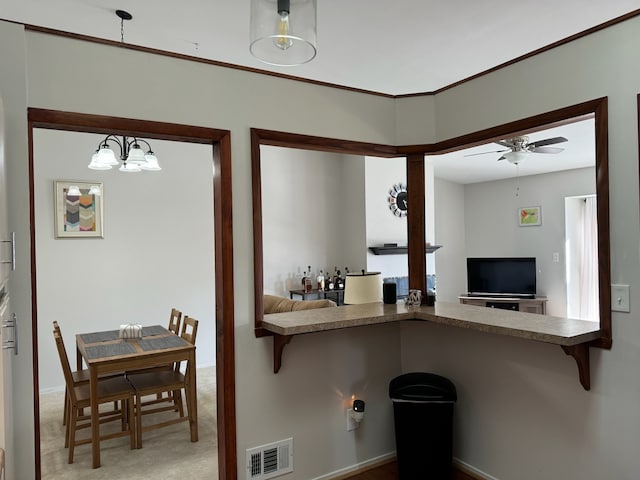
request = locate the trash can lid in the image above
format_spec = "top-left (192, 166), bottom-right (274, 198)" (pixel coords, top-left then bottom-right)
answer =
top-left (389, 372), bottom-right (457, 402)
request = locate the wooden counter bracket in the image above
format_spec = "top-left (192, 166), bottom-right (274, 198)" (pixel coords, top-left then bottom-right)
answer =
top-left (273, 334), bottom-right (292, 374)
top-left (561, 344), bottom-right (591, 391)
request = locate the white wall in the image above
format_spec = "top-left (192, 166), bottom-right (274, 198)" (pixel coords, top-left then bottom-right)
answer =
top-left (433, 177), bottom-right (467, 303)
top-left (33, 129), bottom-right (216, 392)
top-left (364, 156), bottom-right (408, 278)
top-left (261, 147), bottom-right (368, 296)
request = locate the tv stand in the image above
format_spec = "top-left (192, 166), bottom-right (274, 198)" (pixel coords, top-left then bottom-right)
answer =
top-left (459, 295), bottom-right (547, 315)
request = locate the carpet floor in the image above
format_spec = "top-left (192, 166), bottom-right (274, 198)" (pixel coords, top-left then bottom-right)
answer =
top-left (39, 366), bottom-right (218, 480)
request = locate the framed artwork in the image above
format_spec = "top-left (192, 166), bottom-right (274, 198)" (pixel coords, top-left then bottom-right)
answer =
top-left (518, 206), bottom-right (541, 227)
top-left (54, 181), bottom-right (104, 238)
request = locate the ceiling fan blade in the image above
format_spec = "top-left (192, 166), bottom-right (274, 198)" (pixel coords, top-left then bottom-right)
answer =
top-left (464, 148), bottom-right (509, 157)
top-left (495, 140), bottom-right (515, 148)
top-left (527, 136), bottom-right (568, 148)
top-left (496, 155), bottom-right (507, 161)
top-left (529, 146), bottom-right (564, 154)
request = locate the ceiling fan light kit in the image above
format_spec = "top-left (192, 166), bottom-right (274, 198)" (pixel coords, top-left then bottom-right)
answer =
top-left (249, 0), bottom-right (317, 66)
top-left (466, 135), bottom-right (568, 164)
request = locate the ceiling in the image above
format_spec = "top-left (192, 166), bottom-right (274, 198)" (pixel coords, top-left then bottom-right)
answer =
top-left (3, 1), bottom-right (640, 95)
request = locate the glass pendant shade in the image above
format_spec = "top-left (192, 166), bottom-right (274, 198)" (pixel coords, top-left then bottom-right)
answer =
top-left (119, 162), bottom-right (142, 173)
top-left (88, 185), bottom-right (101, 195)
top-left (141, 153), bottom-right (162, 171)
top-left (126, 144), bottom-right (147, 165)
top-left (96, 146), bottom-right (119, 166)
top-left (88, 152), bottom-right (113, 170)
top-left (250, 0), bottom-right (317, 66)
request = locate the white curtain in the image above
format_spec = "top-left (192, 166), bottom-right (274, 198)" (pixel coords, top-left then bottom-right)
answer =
top-left (578, 196), bottom-right (599, 321)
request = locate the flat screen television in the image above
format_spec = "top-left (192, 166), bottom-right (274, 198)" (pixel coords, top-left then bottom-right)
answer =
top-left (466, 257), bottom-right (537, 298)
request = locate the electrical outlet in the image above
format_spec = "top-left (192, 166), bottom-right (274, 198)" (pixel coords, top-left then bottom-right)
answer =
top-left (346, 408), bottom-right (359, 431)
top-left (552, 252), bottom-right (560, 263)
top-left (611, 284), bottom-right (630, 313)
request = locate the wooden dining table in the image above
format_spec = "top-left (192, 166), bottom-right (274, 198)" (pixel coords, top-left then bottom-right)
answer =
top-left (75, 325), bottom-right (198, 468)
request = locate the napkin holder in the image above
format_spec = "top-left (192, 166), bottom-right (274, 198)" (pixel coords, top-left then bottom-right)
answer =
top-left (119, 324), bottom-right (142, 340)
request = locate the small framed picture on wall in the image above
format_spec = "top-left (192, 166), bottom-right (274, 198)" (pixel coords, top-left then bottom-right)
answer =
top-left (518, 206), bottom-right (541, 227)
top-left (54, 180), bottom-right (104, 238)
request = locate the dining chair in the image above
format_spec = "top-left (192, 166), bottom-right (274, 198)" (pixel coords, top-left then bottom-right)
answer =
top-left (127, 315), bottom-right (199, 448)
top-left (168, 307), bottom-right (182, 335)
top-left (53, 321), bottom-right (121, 427)
top-left (53, 330), bottom-right (136, 463)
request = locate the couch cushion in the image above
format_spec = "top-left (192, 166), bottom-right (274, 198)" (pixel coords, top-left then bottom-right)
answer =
top-left (264, 294), bottom-right (337, 314)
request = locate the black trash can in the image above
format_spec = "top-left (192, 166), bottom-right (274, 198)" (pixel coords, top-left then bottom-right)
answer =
top-left (389, 372), bottom-right (457, 479)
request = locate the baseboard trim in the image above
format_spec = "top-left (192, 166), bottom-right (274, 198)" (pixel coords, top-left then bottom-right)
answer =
top-left (311, 452), bottom-right (397, 480)
top-left (453, 458), bottom-right (499, 480)
top-left (312, 453), bottom-right (497, 480)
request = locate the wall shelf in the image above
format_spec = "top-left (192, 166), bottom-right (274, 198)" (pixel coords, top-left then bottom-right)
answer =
top-left (368, 245), bottom-right (442, 255)
top-left (260, 301), bottom-right (601, 390)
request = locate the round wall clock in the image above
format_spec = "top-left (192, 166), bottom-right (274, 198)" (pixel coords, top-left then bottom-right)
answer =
top-left (388, 182), bottom-right (407, 217)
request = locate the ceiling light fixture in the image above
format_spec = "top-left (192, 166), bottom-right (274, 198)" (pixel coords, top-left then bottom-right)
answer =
top-left (249, 0), bottom-right (317, 66)
top-left (503, 150), bottom-right (529, 165)
top-left (89, 135), bottom-right (161, 173)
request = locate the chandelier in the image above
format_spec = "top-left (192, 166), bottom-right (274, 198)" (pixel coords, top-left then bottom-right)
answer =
top-left (88, 135), bottom-right (161, 173)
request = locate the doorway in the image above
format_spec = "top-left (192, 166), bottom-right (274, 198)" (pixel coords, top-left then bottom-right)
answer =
top-left (27, 109), bottom-right (236, 479)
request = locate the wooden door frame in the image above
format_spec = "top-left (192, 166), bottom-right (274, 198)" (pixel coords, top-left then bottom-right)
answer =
top-left (27, 108), bottom-right (236, 479)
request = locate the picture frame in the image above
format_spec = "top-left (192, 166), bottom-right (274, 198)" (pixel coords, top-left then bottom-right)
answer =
top-left (54, 180), bottom-right (104, 238)
top-left (518, 206), bottom-right (541, 227)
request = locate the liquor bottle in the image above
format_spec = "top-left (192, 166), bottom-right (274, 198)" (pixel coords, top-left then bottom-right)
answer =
top-left (317, 269), bottom-right (325, 291)
top-left (327, 267), bottom-right (334, 290)
top-left (305, 265), bottom-right (313, 292)
top-left (301, 270), bottom-right (307, 289)
top-left (336, 269), bottom-right (344, 290)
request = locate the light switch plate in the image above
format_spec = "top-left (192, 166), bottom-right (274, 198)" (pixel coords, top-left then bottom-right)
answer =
top-left (611, 284), bottom-right (630, 313)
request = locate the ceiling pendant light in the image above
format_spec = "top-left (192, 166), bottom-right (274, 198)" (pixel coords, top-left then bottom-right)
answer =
top-left (250, 0), bottom-right (317, 66)
top-left (88, 135), bottom-right (161, 172)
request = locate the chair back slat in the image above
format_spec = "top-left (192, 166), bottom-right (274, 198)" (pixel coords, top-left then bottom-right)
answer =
top-left (180, 316), bottom-right (198, 346)
top-left (168, 308), bottom-right (182, 335)
top-left (53, 329), bottom-right (78, 403)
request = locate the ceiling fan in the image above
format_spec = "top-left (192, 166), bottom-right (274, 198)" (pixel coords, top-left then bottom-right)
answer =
top-left (466, 135), bottom-right (568, 164)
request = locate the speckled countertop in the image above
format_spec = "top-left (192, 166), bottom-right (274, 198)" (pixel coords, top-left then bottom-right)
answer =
top-left (261, 301), bottom-right (602, 346)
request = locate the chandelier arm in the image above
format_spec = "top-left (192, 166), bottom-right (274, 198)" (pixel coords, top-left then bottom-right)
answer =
top-left (100, 135), bottom-right (126, 159)
top-left (135, 138), bottom-right (154, 153)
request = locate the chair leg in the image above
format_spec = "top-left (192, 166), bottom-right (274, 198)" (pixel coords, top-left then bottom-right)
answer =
top-left (175, 390), bottom-right (184, 417)
top-left (62, 386), bottom-right (68, 426)
top-left (121, 399), bottom-right (126, 431)
top-left (128, 396), bottom-right (135, 450)
top-left (64, 400), bottom-right (71, 449)
top-left (135, 394), bottom-right (143, 449)
top-left (68, 406), bottom-right (78, 464)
